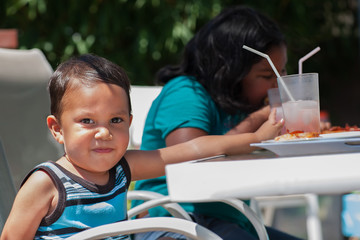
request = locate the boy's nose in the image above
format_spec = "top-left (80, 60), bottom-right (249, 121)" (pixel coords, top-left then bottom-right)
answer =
top-left (95, 127), bottom-right (112, 140)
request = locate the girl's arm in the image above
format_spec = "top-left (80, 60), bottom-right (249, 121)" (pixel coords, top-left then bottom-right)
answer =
top-left (165, 127), bottom-right (208, 146)
top-left (126, 109), bottom-right (283, 181)
top-left (227, 106), bottom-right (270, 135)
top-left (0, 171), bottom-right (57, 240)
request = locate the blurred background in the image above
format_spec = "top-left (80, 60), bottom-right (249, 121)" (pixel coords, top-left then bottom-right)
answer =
top-left (1, 0), bottom-right (360, 126)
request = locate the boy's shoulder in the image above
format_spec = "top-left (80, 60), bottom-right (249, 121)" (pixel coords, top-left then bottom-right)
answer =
top-left (24, 168), bottom-right (55, 189)
top-left (21, 161), bottom-right (58, 189)
top-left (21, 161), bottom-right (58, 186)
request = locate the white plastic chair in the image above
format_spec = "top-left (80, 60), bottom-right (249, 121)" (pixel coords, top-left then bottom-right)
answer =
top-left (127, 190), bottom-right (193, 221)
top-left (0, 48), bottom-right (63, 188)
top-left (70, 181), bottom-right (222, 239)
top-left (128, 190), bottom-right (269, 240)
top-left (0, 138), bottom-right (17, 234)
top-left (128, 190), bottom-right (269, 238)
top-left (129, 85), bottom-right (162, 149)
top-left (0, 48), bottom-right (53, 82)
top-left (66, 217), bottom-right (222, 240)
top-left (252, 194), bottom-right (323, 240)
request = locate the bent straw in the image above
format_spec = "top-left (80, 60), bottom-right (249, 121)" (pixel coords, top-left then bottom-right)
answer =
top-left (242, 45), bottom-right (295, 101)
top-left (298, 46), bottom-right (320, 74)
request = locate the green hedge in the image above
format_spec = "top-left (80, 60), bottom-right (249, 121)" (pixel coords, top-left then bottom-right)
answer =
top-left (2, 0), bottom-right (360, 125)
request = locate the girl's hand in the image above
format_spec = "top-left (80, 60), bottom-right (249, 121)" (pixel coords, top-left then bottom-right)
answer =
top-left (227, 106), bottom-right (271, 135)
top-left (254, 108), bottom-right (284, 142)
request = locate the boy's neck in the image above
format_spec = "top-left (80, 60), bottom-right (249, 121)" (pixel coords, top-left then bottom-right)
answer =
top-left (56, 156), bottom-right (110, 185)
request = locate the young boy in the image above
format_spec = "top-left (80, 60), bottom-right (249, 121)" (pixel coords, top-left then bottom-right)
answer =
top-left (0, 54), bottom-right (283, 240)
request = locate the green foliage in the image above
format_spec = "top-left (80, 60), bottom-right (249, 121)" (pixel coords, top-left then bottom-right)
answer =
top-left (2, 0), bottom-right (360, 124)
top-left (2, 0), bottom-right (225, 84)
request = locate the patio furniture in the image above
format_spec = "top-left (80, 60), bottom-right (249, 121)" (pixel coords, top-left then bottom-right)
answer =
top-left (166, 153), bottom-right (360, 240)
top-left (0, 48), bottom-right (52, 82)
top-left (0, 138), bottom-right (17, 233)
top-left (66, 217), bottom-right (222, 240)
top-left (69, 190), bottom-right (266, 240)
top-left (128, 85), bottom-right (162, 149)
top-left (253, 194), bottom-right (322, 240)
top-left (127, 190), bottom-right (193, 221)
top-left (0, 48), bottom-right (63, 188)
top-left (128, 190), bottom-right (269, 240)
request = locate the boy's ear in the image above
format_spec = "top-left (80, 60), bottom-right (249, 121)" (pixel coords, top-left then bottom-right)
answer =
top-left (47, 115), bottom-right (64, 144)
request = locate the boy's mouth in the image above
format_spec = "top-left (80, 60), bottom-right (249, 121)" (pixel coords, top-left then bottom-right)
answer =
top-left (93, 148), bottom-right (113, 153)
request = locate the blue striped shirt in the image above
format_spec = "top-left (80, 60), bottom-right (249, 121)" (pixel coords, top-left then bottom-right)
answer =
top-left (22, 158), bottom-right (131, 239)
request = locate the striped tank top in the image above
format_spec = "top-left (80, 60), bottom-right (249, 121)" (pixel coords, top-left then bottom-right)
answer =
top-left (22, 158), bottom-right (131, 239)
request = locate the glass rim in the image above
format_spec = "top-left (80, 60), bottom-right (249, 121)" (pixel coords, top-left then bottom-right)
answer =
top-left (278, 72), bottom-right (318, 80)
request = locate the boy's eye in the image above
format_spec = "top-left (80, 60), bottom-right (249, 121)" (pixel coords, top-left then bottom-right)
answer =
top-left (111, 117), bottom-right (123, 123)
top-left (81, 118), bottom-right (94, 124)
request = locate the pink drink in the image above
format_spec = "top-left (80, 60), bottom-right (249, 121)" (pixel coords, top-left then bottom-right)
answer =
top-left (282, 100), bottom-right (320, 133)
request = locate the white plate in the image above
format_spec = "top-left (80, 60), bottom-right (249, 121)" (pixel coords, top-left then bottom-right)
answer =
top-left (251, 137), bottom-right (360, 156)
top-left (263, 137), bottom-right (321, 143)
top-left (262, 131), bottom-right (360, 144)
top-left (320, 131), bottom-right (360, 139)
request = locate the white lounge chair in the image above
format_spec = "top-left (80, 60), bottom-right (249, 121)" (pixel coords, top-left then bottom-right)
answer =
top-left (0, 48), bottom-right (63, 188)
top-left (0, 139), bottom-right (17, 234)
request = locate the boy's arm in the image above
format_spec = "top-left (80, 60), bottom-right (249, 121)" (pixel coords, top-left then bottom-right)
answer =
top-left (1, 171), bottom-right (56, 240)
top-left (126, 109), bottom-right (283, 181)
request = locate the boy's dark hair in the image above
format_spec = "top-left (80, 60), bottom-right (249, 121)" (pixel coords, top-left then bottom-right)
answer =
top-left (48, 54), bottom-right (131, 119)
top-left (156, 5), bottom-right (285, 114)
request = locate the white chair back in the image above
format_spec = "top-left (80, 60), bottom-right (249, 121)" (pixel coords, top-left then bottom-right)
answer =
top-left (129, 85), bottom-right (162, 149)
top-left (0, 48), bottom-right (63, 188)
top-left (0, 138), bottom-right (16, 233)
top-left (0, 48), bottom-right (53, 82)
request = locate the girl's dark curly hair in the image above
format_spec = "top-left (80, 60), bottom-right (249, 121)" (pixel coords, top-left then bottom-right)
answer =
top-left (156, 6), bottom-right (285, 114)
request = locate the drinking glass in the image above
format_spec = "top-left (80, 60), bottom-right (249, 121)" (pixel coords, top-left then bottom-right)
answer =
top-left (277, 73), bottom-right (320, 133)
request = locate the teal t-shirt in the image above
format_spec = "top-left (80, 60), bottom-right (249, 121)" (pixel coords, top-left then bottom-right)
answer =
top-left (133, 76), bottom-right (253, 231)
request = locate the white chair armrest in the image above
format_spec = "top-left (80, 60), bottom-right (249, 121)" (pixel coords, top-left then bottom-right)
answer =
top-left (220, 199), bottom-right (269, 240)
top-left (128, 192), bottom-right (268, 239)
top-left (127, 190), bottom-right (192, 221)
top-left (65, 217), bottom-right (222, 240)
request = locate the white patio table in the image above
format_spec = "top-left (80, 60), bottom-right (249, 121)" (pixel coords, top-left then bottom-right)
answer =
top-left (166, 151), bottom-right (360, 202)
top-left (165, 151), bottom-right (360, 240)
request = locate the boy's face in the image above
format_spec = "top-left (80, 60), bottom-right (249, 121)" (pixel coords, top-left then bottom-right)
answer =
top-left (242, 44), bottom-right (287, 108)
top-left (50, 81), bottom-right (132, 173)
